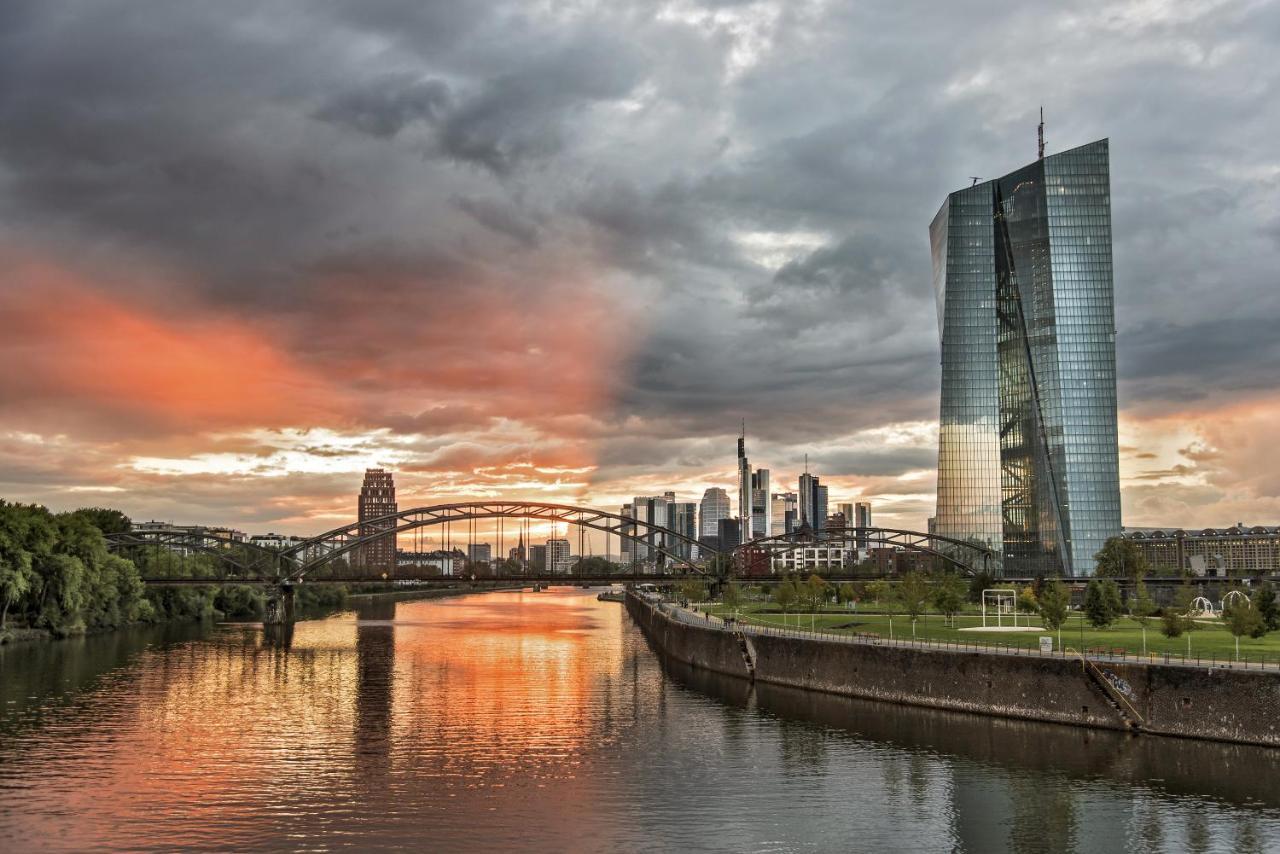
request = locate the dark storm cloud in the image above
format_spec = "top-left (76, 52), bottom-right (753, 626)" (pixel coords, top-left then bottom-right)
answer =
top-left (2, 0), bottom-right (1279, 527)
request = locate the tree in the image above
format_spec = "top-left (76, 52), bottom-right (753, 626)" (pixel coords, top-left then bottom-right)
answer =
top-left (721, 581), bottom-right (742, 610)
top-left (1083, 579), bottom-right (1122, 629)
top-left (931, 574), bottom-right (966, 627)
top-left (1093, 536), bottom-right (1148, 583)
top-left (1016, 585), bottom-right (1039, 615)
top-left (771, 579), bottom-right (797, 611)
top-left (837, 582), bottom-right (857, 608)
top-left (864, 580), bottom-right (889, 607)
top-left (676, 581), bottom-right (706, 605)
top-left (896, 572), bottom-right (931, 625)
top-left (1130, 580), bottom-right (1157, 655)
top-left (968, 570), bottom-right (996, 604)
top-left (1037, 579), bottom-right (1071, 637)
top-left (69, 507), bottom-right (132, 536)
top-left (1252, 582), bottom-right (1279, 633)
top-left (1223, 596), bottom-right (1264, 659)
top-left (801, 575), bottom-right (829, 613)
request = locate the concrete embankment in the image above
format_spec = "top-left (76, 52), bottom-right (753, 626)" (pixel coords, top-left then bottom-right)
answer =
top-left (627, 593), bottom-right (1280, 748)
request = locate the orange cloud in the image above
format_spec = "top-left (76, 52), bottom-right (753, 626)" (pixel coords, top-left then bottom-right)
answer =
top-left (0, 260), bottom-right (348, 434)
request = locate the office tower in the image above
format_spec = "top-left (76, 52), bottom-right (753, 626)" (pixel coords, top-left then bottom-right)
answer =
top-left (466, 543), bottom-right (492, 565)
top-left (667, 501), bottom-right (698, 560)
top-left (772, 492), bottom-right (798, 535)
top-left (546, 538), bottom-right (571, 573)
top-left (855, 501), bottom-right (872, 549)
top-left (751, 468), bottom-right (771, 539)
top-left (529, 543), bottom-right (548, 572)
top-left (798, 472), bottom-right (816, 529)
top-left (357, 468), bottom-right (398, 573)
top-left (699, 488), bottom-right (731, 541)
top-left (837, 503), bottom-right (854, 528)
top-left (630, 495), bottom-right (671, 562)
top-left (620, 502), bottom-right (633, 563)
top-left (816, 485), bottom-right (829, 529)
top-left (717, 518), bottom-right (741, 550)
top-left (737, 424), bottom-right (752, 540)
top-left (930, 138), bottom-right (1120, 575)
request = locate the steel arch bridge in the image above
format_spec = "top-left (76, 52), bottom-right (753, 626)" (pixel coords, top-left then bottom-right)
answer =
top-left (733, 526), bottom-right (998, 577)
top-left (108, 502), bottom-right (718, 585)
top-left (283, 502), bottom-right (712, 581)
top-left (106, 529), bottom-right (287, 582)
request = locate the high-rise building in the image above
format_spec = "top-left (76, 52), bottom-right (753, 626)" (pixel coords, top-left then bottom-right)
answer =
top-left (357, 468), bottom-right (398, 573)
top-left (798, 471), bottom-right (820, 530)
top-left (467, 543), bottom-right (492, 565)
top-left (750, 468), bottom-right (771, 539)
top-left (546, 538), bottom-right (571, 573)
top-left (529, 543), bottom-right (548, 572)
top-left (930, 138), bottom-right (1121, 576)
top-left (855, 501), bottom-right (872, 549)
top-left (771, 492), bottom-right (798, 535)
top-left (816, 485), bottom-right (829, 529)
top-left (667, 501), bottom-right (698, 560)
top-left (717, 518), bottom-right (741, 550)
top-left (699, 488), bottom-right (731, 541)
top-left (630, 495), bottom-right (670, 563)
top-left (619, 502), bottom-right (634, 563)
top-left (737, 424), bottom-right (752, 541)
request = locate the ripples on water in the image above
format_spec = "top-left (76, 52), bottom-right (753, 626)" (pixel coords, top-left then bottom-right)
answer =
top-left (2, 588), bottom-right (1279, 852)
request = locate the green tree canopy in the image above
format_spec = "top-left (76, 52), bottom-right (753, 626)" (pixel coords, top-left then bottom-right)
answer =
top-left (1037, 579), bottom-right (1071, 632)
top-left (1083, 579), bottom-right (1122, 629)
top-left (896, 572), bottom-right (931, 623)
top-left (931, 575), bottom-right (967, 627)
top-left (1252, 582), bottom-right (1279, 633)
top-left (1093, 536), bottom-right (1149, 583)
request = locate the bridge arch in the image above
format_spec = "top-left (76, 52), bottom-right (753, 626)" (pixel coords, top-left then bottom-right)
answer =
top-left (105, 530), bottom-right (290, 582)
top-left (732, 526), bottom-right (996, 576)
top-left (285, 501), bottom-right (717, 581)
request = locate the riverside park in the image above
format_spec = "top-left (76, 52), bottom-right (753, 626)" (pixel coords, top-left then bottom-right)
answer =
top-left (698, 577), bottom-right (1280, 668)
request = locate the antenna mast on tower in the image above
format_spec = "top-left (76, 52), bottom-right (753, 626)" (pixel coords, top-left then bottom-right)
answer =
top-left (1037, 107), bottom-right (1045, 160)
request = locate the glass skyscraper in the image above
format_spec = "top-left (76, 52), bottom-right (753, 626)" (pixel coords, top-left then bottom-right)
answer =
top-left (930, 139), bottom-right (1120, 576)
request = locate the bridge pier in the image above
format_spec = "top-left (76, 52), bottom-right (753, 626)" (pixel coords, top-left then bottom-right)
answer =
top-left (264, 583), bottom-right (297, 625)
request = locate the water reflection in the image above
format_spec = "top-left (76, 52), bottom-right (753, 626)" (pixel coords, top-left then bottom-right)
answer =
top-left (0, 589), bottom-right (1278, 853)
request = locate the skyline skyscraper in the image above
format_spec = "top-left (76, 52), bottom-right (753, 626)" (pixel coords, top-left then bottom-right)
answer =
top-left (930, 138), bottom-right (1121, 576)
top-left (737, 423), bottom-right (752, 541)
top-left (699, 487), bottom-right (731, 541)
top-left (357, 468), bottom-right (397, 573)
top-left (751, 468), bottom-right (771, 539)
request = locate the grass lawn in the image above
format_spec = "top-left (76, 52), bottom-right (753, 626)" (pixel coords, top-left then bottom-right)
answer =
top-left (703, 603), bottom-right (1280, 663)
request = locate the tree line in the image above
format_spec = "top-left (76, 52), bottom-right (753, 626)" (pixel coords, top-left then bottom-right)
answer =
top-left (0, 502), bottom-right (346, 640)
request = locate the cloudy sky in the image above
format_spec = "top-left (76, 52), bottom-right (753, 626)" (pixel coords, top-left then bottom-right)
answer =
top-left (1, 0), bottom-right (1278, 538)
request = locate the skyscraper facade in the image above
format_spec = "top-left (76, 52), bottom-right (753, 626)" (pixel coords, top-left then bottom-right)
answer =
top-left (772, 492), bottom-right (797, 535)
top-left (737, 426), bottom-right (752, 541)
top-left (930, 138), bottom-right (1120, 576)
top-left (699, 488), bottom-right (731, 540)
top-left (667, 501), bottom-right (698, 560)
top-left (855, 501), bottom-right (872, 549)
top-left (798, 471), bottom-right (822, 530)
top-left (750, 468), bottom-right (771, 539)
top-left (357, 468), bottom-right (398, 573)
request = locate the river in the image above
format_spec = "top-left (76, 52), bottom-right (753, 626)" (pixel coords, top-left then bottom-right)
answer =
top-left (2, 588), bottom-right (1279, 852)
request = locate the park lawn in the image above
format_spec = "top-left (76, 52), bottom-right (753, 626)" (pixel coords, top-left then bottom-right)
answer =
top-left (705, 604), bottom-right (1280, 662)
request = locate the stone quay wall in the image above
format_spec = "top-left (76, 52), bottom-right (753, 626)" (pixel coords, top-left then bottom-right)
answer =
top-left (626, 593), bottom-right (1280, 748)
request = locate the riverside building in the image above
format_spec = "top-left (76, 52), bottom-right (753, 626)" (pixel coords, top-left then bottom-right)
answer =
top-left (930, 137), bottom-right (1121, 576)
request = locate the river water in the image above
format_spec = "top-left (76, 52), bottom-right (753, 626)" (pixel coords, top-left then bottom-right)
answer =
top-left (2, 588), bottom-right (1279, 853)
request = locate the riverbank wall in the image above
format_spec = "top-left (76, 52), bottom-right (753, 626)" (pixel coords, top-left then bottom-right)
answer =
top-left (626, 593), bottom-right (1280, 748)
